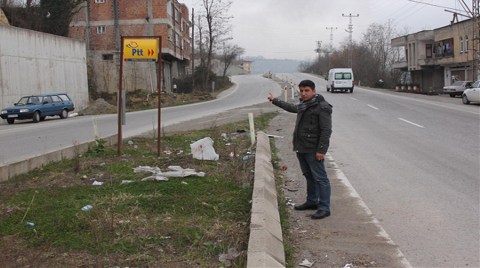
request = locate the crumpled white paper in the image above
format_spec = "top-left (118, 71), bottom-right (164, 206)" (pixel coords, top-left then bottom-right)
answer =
top-left (133, 165), bottom-right (205, 182)
top-left (299, 259), bottom-right (315, 267)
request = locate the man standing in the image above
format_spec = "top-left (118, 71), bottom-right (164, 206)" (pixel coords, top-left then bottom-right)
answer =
top-left (268, 80), bottom-right (333, 219)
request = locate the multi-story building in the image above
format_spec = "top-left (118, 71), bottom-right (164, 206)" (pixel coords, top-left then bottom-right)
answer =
top-left (391, 18), bottom-right (478, 93)
top-left (69, 0), bottom-right (191, 94)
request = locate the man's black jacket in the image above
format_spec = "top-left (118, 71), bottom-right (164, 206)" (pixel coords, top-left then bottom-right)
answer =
top-left (272, 94), bottom-right (332, 154)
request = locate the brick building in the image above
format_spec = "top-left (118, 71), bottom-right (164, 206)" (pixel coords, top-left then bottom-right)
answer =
top-left (69, 0), bottom-right (191, 94)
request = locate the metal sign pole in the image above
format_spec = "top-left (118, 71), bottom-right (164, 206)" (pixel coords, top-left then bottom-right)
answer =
top-left (120, 36), bottom-right (161, 157)
top-left (117, 36), bottom-right (125, 157)
top-left (157, 36), bottom-right (162, 157)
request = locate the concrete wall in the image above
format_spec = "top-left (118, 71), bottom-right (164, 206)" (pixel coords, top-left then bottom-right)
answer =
top-left (0, 25), bottom-right (89, 110)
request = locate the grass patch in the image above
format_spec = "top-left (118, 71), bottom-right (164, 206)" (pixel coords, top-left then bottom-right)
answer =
top-left (270, 138), bottom-right (297, 268)
top-left (0, 112), bottom-right (276, 267)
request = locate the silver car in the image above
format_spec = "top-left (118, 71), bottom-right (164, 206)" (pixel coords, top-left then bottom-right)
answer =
top-left (462, 80), bottom-right (480, 105)
top-left (443, 80), bottom-right (472, 98)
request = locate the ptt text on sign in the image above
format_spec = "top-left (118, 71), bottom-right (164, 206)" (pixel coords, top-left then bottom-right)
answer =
top-left (123, 38), bottom-right (159, 62)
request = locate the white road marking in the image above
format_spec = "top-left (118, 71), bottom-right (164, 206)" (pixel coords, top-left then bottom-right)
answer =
top-left (350, 97), bottom-right (359, 101)
top-left (367, 104), bottom-right (379, 110)
top-left (398, 118), bottom-right (425, 128)
top-left (325, 153), bottom-right (413, 268)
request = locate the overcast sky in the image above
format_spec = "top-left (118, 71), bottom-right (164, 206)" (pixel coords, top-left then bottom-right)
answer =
top-left (180, 0), bottom-right (470, 61)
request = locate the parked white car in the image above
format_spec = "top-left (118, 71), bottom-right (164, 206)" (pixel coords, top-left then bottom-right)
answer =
top-left (462, 80), bottom-right (480, 105)
top-left (443, 80), bottom-right (472, 97)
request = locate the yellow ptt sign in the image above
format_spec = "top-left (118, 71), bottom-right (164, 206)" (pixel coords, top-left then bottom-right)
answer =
top-left (123, 38), bottom-right (159, 62)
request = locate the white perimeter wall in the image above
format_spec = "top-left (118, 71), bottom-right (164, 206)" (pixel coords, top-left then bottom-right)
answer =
top-left (0, 25), bottom-right (89, 110)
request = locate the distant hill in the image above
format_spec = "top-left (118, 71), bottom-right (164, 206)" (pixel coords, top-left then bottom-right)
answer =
top-left (245, 56), bottom-right (302, 74)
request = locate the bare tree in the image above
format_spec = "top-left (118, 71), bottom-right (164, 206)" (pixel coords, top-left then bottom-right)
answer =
top-left (359, 20), bottom-right (398, 87)
top-left (2, 0), bottom-right (83, 36)
top-left (221, 43), bottom-right (244, 77)
top-left (196, 0), bottom-right (233, 90)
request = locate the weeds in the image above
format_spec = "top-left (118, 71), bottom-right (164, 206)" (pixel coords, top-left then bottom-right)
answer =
top-left (0, 113), bottom-right (276, 267)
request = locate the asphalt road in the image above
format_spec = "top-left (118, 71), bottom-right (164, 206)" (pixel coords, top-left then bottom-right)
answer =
top-left (277, 73), bottom-right (480, 267)
top-left (0, 74), bottom-right (283, 165)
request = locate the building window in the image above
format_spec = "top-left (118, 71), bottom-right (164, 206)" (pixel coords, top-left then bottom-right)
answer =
top-left (97, 26), bottom-right (106, 34)
top-left (175, 9), bottom-right (180, 22)
top-left (95, 0), bottom-right (105, 3)
top-left (434, 38), bottom-right (454, 58)
top-left (465, 35), bottom-right (469, 53)
top-left (102, 54), bottom-right (113, 60)
top-left (460, 36), bottom-right (464, 53)
top-left (426, 44), bottom-right (432, 58)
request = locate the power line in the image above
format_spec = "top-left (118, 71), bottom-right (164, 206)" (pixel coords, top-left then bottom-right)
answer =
top-left (406, 0), bottom-right (465, 12)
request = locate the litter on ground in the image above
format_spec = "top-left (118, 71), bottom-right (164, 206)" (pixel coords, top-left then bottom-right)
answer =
top-left (299, 258), bottom-right (315, 267)
top-left (190, 137), bottom-right (219, 160)
top-left (133, 165), bottom-right (205, 182)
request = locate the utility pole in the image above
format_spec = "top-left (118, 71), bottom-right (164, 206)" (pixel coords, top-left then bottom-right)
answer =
top-left (473, 0), bottom-right (479, 80)
top-left (326, 26), bottom-right (337, 69)
top-left (315, 41), bottom-right (322, 74)
top-left (342, 13), bottom-right (359, 68)
top-left (191, 8), bottom-right (195, 92)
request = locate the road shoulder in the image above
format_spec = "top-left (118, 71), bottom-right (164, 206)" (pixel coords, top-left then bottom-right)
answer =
top-left (267, 109), bottom-right (411, 267)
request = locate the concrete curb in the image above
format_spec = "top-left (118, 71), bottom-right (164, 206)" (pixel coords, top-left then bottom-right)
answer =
top-left (0, 135), bottom-right (117, 182)
top-left (247, 131), bottom-right (285, 267)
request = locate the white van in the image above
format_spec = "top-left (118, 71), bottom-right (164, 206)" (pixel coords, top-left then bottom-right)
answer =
top-left (327, 68), bottom-right (354, 93)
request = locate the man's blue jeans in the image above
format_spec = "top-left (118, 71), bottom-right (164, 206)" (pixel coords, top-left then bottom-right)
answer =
top-left (296, 152), bottom-right (331, 212)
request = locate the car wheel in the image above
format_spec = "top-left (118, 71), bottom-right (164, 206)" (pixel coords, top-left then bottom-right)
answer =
top-left (449, 93), bottom-right (456, 98)
top-left (6, 118), bottom-right (14, 124)
top-left (350, 88), bottom-right (354, 93)
top-left (327, 87), bottom-right (330, 92)
top-left (32, 111), bottom-right (40, 123)
top-left (60, 109), bottom-right (68, 119)
top-left (462, 94), bottom-right (470, 104)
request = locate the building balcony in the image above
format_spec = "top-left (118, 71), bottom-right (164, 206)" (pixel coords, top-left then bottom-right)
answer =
top-left (418, 58), bottom-right (435, 66)
top-left (393, 61), bottom-right (408, 69)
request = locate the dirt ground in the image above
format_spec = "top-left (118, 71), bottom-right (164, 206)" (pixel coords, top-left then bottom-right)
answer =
top-left (78, 92), bottom-right (216, 116)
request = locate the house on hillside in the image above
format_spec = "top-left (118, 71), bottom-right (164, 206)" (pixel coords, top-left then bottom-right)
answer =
top-left (69, 0), bottom-right (191, 94)
top-left (391, 18), bottom-right (479, 94)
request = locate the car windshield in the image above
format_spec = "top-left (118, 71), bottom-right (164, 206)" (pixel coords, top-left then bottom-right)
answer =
top-left (17, 96), bottom-right (41, 105)
top-left (471, 81), bottom-right (480, 88)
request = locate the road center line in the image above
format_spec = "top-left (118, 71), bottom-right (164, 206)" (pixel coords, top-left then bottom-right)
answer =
top-left (398, 117), bottom-right (425, 128)
top-left (350, 97), bottom-right (359, 101)
top-left (367, 104), bottom-right (379, 110)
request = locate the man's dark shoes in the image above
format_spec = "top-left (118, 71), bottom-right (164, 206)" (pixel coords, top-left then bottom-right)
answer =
top-left (311, 210), bottom-right (330, 219)
top-left (294, 202), bottom-right (318, 211)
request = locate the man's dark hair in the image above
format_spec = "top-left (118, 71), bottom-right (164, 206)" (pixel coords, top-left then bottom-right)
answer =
top-left (298, 80), bottom-right (315, 89)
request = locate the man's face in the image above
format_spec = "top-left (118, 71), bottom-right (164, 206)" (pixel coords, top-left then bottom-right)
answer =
top-left (299, 86), bottom-right (316, 101)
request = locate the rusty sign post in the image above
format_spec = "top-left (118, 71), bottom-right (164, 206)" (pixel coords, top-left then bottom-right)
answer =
top-left (118, 36), bottom-right (162, 157)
